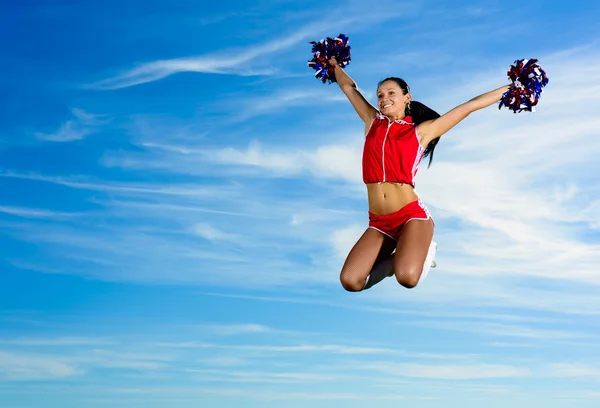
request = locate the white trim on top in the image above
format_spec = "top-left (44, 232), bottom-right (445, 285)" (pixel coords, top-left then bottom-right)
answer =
top-left (375, 111), bottom-right (414, 125)
top-left (411, 142), bottom-right (425, 182)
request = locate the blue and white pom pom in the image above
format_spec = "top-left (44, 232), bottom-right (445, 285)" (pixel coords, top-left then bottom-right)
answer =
top-left (307, 34), bottom-right (351, 84)
top-left (499, 58), bottom-right (549, 113)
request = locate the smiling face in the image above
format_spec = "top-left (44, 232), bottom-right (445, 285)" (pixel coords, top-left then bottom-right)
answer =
top-left (376, 79), bottom-right (411, 119)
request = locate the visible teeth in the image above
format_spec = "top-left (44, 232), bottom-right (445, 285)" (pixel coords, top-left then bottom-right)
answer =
top-left (383, 104), bottom-right (392, 108)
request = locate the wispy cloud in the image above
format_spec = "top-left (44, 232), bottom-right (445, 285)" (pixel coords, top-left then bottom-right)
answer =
top-left (0, 206), bottom-right (77, 219)
top-left (187, 368), bottom-right (340, 384)
top-left (195, 291), bottom-right (567, 324)
top-left (193, 223), bottom-right (239, 242)
top-left (87, 20), bottom-right (336, 90)
top-left (34, 108), bottom-right (109, 142)
top-left (154, 341), bottom-right (400, 355)
top-left (0, 345), bottom-right (174, 382)
top-left (0, 170), bottom-right (236, 198)
top-left (79, 349), bottom-right (171, 371)
top-left (362, 361), bottom-right (531, 380)
top-left (96, 200), bottom-right (269, 219)
top-left (86, 2), bottom-right (420, 91)
top-left (197, 323), bottom-right (281, 336)
top-left (102, 138), bottom-right (364, 185)
top-left (198, 356), bottom-right (250, 368)
top-left (404, 320), bottom-right (588, 342)
top-left (90, 386), bottom-right (427, 401)
top-left (0, 337), bottom-right (114, 347)
top-left (546, 363), bottom-right (600, 379)
top-left (0, 351), bottom-right (83, 380)
top-left (225, 89), bottom-right (347, 123)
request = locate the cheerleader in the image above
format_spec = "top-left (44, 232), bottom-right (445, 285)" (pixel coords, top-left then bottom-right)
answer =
top-left (329, 57), bottom-right (511, 291)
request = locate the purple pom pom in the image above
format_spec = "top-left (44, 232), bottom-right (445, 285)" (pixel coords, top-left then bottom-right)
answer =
top-left (499, 58), bottom-right (549, 113)
top-left (307, 34), bottom-right (351, 84)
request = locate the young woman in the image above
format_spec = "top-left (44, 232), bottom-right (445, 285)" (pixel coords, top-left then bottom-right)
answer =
top-left (328, 57), bottom-right (510, 292)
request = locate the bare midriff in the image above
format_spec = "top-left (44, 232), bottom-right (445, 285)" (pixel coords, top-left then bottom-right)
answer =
top-left (366, 182), bottom-right (419, 216)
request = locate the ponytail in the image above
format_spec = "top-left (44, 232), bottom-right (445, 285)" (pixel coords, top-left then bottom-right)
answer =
top-left (406, 100), bottom-right (440, 168)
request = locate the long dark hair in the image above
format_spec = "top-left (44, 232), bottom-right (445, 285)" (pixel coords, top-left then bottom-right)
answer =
top-left (378, 77), bottom-right (441, 168)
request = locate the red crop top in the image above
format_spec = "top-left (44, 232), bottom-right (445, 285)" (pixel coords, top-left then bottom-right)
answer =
top-left (362, 112), bottom-right (425, 187)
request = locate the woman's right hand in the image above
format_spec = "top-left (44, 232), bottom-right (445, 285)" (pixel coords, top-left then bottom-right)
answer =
top-left (328, 57), bottom-right (339, 67)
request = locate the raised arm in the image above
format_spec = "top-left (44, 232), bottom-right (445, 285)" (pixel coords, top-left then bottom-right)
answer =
top-left (329, 58), bottom-right (378, 126)
top-left (417, 84), bottom-right (511, 146)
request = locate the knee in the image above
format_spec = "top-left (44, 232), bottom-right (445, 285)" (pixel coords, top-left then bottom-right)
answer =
top-left (340, 273), bottom-right (365, 292)
top-left (395, 267), bottom-right (421, 289)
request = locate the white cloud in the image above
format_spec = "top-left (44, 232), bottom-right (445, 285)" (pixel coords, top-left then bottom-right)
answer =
top-left (0, 170), bottom-right (234, 198)
top-left (87, 20), bottom-right (340, 90)
top-left (193, 223), bottom-right (238, 242)
top-left (102, 200), bottom-right (265, 219)
top-left (0, 351), bottom-right (83, 380)
top-left (70, 108), bottom-right (108, 125)
top-left (329, 224), bottom-right (366, 261)
top-left (77, 348), bottom-right (173, 372)
top-left (216, 141), bottom-right (362, 181)
top-left (0, 206), bottom-right (76, 219)
top-left (155, 341), bottom-right (400, 355)
top-left (194, 291), bottom-right (569, 325)
top-left (204, 324), bottom-right (271, 335)
top-left (0, 337), bottom-right (113, 346)
top-left (34, 108), bottom-right (109, 142)
top-left (546, 363), bottom-right (600, 379)
top-left (35, 120), bottom-right (94, 142)
top-left (188, 368), bottom-right (339, 384)
top-left (86, 4), bottom-right (417, 90)
top-left (227, 89), bottom-right (348, 122)
top-left (104, 138), bottom-right (364, 184)
top-left (94, 386), bottom-right (422, 401)
top-left (404, 320), bottom-right (588, 342)
top-left (194, 323), bottom-right (308, 337)
top-left (363, 362), bottom-right (531, 380)
top-left (198, 356), bottom-right (250, 367)
top-left (216, 142), bottom-right (307, 174)
top-left (0, 346), bottom-right (175, 382)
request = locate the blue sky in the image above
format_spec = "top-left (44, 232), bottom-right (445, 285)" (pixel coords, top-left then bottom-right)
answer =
top-left (2, 0), bottom-right (600, 407)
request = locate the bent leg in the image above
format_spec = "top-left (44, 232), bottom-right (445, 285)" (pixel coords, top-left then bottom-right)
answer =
top-left (340, 228), bottom-right (396, 292)
top-left (393, 219), bottom-right (434, 289)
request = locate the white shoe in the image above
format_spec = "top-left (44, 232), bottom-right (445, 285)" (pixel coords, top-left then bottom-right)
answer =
top-left (419, 241), bottom-right (438, 284)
